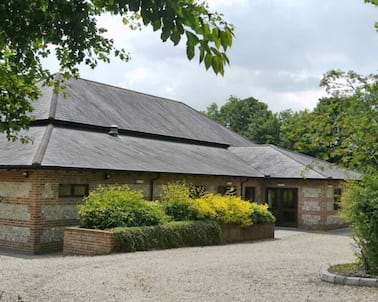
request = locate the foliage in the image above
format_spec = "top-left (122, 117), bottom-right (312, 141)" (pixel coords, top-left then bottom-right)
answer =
top-left (341, 171), bottom-right (378, 275)
top-left (365, 0), bottom-right (378, 32)
top-left (189, 185), bottom-right (208, 199)
top-left (205, 96), bottom-right (281, 144)
top-left (205, 70), bottom-right (378, 172)
top-left (280, 71), bottom-right (378, 171)
top-left (0, 1), bottom-right (234, 140)
top-left (113, 220), bottom-right (223, 252)
top-left (191, 194), bottom-right (250, 226)
top-left (79, 185), bottom-right (167, 229)
top-left (160, 182), bottom-right (197, 221)
top-left (160, 182), bottom-right (275, 225)
top-left (250, 203), bottom-right (275, 224)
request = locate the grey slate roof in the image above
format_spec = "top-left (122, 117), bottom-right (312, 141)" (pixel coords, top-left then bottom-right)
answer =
top-left (0, 76), bottom-right (360, 180)
top-left (229, 145), bottom-right (361, 180)
top-left (0, 127), bottom-right (45, 166)
top-left (0, 125), bottom-right (262, 177)
top-left (31, 77), bottom-right (253, 147)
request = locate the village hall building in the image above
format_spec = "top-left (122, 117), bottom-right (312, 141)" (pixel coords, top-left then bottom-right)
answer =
top-left (0, 75), bottom-right (360, 254)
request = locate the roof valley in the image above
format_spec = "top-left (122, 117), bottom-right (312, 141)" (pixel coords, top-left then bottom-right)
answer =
top-left (268, 144), bottom-right (328, 178)
top-left (31, 124), bottom-right (54, 166)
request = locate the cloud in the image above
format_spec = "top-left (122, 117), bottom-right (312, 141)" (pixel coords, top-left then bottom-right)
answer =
top-left (45, 0), bottom-right (378, 113)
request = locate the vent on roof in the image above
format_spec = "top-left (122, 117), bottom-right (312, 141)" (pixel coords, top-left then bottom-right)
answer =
top-left (108, 125), bottom-right (119, 136)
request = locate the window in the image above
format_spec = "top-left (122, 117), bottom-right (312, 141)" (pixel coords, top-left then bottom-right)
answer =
top-left (244, 187), bottom-right (256, 202)
top-left (217, 186), bottom-right (236, 196)
top-left (189, 185), bottom-right (207, 198)
top-left (334, 188), bottom-right (342, 210)
top-left (59, 184), bottom-right (89, 198)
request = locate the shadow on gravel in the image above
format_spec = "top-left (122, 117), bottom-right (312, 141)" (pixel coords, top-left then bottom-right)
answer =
top-left (275, 227), bottom-right (352, 239)
top-left (0, 250), bottom-right (63, 260)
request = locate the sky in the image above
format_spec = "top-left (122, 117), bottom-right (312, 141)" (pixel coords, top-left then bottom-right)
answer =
top-left (46, 0), bottom-right (378, 112)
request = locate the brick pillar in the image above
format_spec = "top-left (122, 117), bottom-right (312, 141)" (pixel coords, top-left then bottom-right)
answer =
top-left (28, 172), bottom-right (44, 254)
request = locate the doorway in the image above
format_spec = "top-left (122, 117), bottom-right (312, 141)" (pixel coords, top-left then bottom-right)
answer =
top-left (266, 188), bottom-right (298, 227)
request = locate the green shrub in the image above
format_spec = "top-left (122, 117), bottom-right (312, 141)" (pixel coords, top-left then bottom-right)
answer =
top-left (160, 182), bottom-right (197, 221)
top-left (113, 221), bottom-right (223, 252)
top-left (250, 203), bottom-right (276, 224)
top-left (79, 185), bottom-right (168, 229)
top-left (341, 172), bottom-right (378, 275)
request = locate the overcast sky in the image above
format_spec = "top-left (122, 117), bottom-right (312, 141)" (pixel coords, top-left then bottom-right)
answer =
top-left (46, 0), bottom-right (378, 112)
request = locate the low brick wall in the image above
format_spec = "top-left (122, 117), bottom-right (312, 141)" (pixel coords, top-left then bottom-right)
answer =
top-left (221, 223), bottom-right (274, 243)
top-left (64, 223), bottom-right (275, 256)
top-left (63, 227), bottom-right (116, 256)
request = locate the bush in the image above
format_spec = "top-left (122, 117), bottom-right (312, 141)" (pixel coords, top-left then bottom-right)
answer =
top-left (79, 185), bottom-right (168, 229)
top-left (341, 172), bottom-right (378, 275)
top-left (191, 194), bottom-right (253, 226)
top-left (250, 203), bottom-right (275, 224)
top-left (160, 182), bottom-right (197, 221)
top-left (113, 221), bottom-right (223, 252)
top-left (160, 183), bottom-right (276, 226)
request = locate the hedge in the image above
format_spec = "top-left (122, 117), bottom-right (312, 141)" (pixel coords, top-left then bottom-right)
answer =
top-left (113, 221), bottom-right (224, 252)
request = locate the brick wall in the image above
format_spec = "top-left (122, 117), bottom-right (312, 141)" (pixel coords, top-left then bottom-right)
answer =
top-left (63, 227), bottom-right (115, 256)
top-left (255, 178), bottom-right (346, 230)
top-left (0, 168), bottom-right (346, 254)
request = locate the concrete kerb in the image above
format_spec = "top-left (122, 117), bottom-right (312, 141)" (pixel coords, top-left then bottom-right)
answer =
top-left (321, 268), bottom-right (378, 288)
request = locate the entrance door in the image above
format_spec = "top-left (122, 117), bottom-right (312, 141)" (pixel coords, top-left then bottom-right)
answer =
top-left (266, 188), bottom-right (298, 227)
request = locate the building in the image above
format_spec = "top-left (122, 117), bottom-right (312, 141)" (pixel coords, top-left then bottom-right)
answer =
top-left (0, 75), bottom-right (360, 254)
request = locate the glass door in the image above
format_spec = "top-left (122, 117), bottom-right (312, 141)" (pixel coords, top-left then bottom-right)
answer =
top-left (266, 188), bottom-right (298, 227)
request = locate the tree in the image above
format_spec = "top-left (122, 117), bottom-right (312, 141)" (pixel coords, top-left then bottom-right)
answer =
top-left (205, 96), bottom-right (281, 144)
top-left (365, 0), bottom-right (378, 32)
top-left (0, 0), bottom-right (234, 140)
top-left (341, 171), bottom-right (378, 275)
top-left (280, 71), bottom-right (378, 172)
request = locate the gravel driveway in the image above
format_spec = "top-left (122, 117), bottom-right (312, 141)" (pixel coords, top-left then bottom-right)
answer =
top-left (0, 228), bottom-right (377, 302)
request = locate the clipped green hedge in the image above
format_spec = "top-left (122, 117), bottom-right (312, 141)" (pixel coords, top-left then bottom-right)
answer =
top-left (113, 221), bottom-right (224, 252)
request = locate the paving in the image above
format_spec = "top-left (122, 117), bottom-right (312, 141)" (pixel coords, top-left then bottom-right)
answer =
top-left (0, 228), bottom-right (377, 302)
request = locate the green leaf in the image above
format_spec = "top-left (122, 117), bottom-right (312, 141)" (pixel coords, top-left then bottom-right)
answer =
top-left (161, 29), bottom-right (171, 42)
top-left (152, 19), bottom-right (161, 31)
top-left (186, 45), bottom-right (195, 60)
top-left (186, 31), bottom-right (199, 46)
top-left (170, 30), bottom-right (181, 46)
top-left (204, 53), bottom-right (212, 70)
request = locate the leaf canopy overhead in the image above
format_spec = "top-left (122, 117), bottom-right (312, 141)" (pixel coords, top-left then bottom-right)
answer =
top-left (0, 0), bottom-right (234, 140)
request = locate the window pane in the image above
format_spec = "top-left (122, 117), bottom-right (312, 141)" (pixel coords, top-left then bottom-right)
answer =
top-left (244, 187), bottom-right (255, 201)
top-left (217, 186), bottom-right (228, 195)
top-left (73, 185), bottom-right (88, 197)
top-left (59, 184), bottom-right (72, 197)
top-left (334, 188), bottom-right (342, 210)
top-left (190, 185), bottom-right (207, 198)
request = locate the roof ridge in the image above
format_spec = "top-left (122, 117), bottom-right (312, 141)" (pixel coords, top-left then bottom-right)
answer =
top-left (48, 73), bottom-right (60, 119)
top-left (53, 74), bottom-right (254, 146)
top-left (187, 106), bottom-right (255, 146)
top-left (268, 144), bottom-right (328, 178)
top-left (32, 124), bottom-right (54, 166)
top-left (73, 75), bottom-right (191, 107)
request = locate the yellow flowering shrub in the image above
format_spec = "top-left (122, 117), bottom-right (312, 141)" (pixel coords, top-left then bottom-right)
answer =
top-left (160, 183), bottom-right (276, 225)
top-left (191, 194), bottom-right (253, 226)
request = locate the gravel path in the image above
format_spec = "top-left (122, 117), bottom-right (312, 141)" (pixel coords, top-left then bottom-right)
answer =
top-left (0, 228), bottom-right (377, 302)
